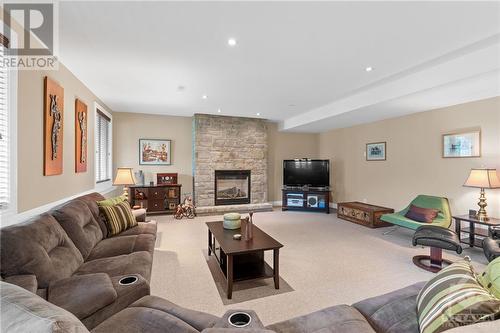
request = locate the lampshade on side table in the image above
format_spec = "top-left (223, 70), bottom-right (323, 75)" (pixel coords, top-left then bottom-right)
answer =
top-left (113, 167), bottom-right (136, 201)
top-left (463, 168), bottom-right (500, 221)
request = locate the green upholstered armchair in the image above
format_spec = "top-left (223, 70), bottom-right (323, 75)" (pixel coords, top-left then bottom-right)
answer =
top-left (380, 195), bottom-right (452, 230)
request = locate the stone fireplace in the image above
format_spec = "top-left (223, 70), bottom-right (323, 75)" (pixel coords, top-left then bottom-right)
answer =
top-left (215, 170), bottom-right (251, 205)
top-left (193, 114), bottom-right (270, 212)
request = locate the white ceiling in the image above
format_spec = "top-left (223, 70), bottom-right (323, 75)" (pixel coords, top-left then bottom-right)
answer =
top-left (59, 1), bottom-right (500, 132)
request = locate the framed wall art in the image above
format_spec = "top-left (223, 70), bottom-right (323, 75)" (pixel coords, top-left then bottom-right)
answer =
top-left (75, 99), bottom-right (88, 173)
top-left (366, 142), bottom-right (386, 161)
top-left (139, 139), bottom-right (171, 165)
top-left (442, 129), bottom-right (481, 158)
top-left (44, 77), bottom-right (64, 176)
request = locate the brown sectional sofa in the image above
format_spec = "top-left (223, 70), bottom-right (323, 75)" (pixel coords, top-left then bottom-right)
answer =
top-left (0, 192), bottom-right (157, 329)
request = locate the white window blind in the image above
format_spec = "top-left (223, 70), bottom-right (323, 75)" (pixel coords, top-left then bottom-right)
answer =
top-left (95, 110), bottom-right (112, 183)
top-left (0, 41), bottom-right (9, 209)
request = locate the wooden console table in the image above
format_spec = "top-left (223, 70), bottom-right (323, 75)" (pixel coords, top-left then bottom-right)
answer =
top-left (454, 215), bottom-right (500, 248)
top-left (337, 202), bottom-right (393, 228)
top-left (129, 184), bottom-right (182, 214)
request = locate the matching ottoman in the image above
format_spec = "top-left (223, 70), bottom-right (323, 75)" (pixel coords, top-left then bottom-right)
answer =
top-left (412, 225), bottom-right (462, 273)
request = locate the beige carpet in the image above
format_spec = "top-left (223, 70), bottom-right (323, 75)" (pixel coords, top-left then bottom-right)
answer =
top-left (150, 209), bottom-right (488, 326)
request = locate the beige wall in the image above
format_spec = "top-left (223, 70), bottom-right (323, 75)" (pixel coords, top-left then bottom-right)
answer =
top-left (267, 122), bottom-right (319, 202)
top-left (319, 97), bottom-right (500, 217)
top-left (17, 64), bottom-right (112, 212)
top-left (112, 112), bottom-right (193, 198)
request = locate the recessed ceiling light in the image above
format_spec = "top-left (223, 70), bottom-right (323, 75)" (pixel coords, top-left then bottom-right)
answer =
top-left (177, 85), bottom-right (185, 91)
top-left (202, 95), bottom-right (208, 99)
top-left (227, 38), bottom-right (237, 47)
top-left (256, 113), bottom-right (261, 116)
top-left (365, 66), bottom-right (373, 72)
top-left (217, 109), bottom-right (222, 113)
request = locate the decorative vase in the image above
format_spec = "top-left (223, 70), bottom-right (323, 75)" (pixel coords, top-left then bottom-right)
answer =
top-left (223, 213), bottom-right (241, 230)
top-left (244, 212), bottom-right (254, 241)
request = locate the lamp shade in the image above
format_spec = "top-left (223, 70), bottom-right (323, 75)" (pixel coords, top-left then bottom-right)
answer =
top-left (463, 168), bottom-right (500, 189)
top-left (113, 167), bottom-right (136, 186)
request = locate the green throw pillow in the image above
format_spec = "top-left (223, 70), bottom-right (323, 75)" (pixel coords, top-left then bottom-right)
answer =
top-left (97, 195), bottom-right (127, 207)
top-left (98, 201), bottom-right (137, 236)
top-left (478, 257), bottom-right (500, 299)
top-left (417, 259), bottom-right (500, 333)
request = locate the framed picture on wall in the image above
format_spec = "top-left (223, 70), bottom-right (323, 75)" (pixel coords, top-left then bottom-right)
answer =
top-left (139, 139), bottom-right (171, 165)
top-left (442, 129), bottom-right (481, 158)
top-left (366, 142), bottom-right (386, 161)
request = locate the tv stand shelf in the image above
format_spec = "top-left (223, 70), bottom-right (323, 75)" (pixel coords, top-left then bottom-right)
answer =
top-left (282, 188), bottom-right (330, 214)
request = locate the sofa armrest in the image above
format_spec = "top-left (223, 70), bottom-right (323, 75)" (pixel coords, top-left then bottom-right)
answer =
top-left (491, 227), bottom-right (500, 239)
top-left (3, 275), bottom-right (38, 294)
top-left (132, 208), bottom-right (147, 222)
top-left (130, 295), bottom-right (219, 331)
top-left (48, 273), bottom-right (117, 319)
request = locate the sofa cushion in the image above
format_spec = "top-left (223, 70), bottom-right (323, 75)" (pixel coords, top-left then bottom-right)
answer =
top-left (81, 274), bottom-right (150, 330)
top-left (353, 282), bottom-right (426, 333)
top-left (91, 307), bottom-right (200, 333)
top-left (0, 214), bottom-right (84, 288)
top-left (118, 221), bottom-right (157, 237)
top-left (75, 251), bottom-right (153, 282)
top-left (1, 281), bottom-right (90, 333)
top-left (98, 201), bottom-right (138, 237)
top-left (478, 257), bottom-right (500, 299)
top-left (86, 234), bottom-right (155, 261)
top-left (51, 200), bottom-right (104, 259)
top-left (405, 204), bottom-right (439, 223)
top-left (97, 195), bottom-right (127, 206)
top-left (3, 275), bottom-right (38, 294)
top-left (266, 304), bottom-right (375, 333)
top-left (74, 193), bottom-right (108, 237)
top-left (417, 259), bottom-right (500, 333)
top-left (130, 295), bottom-right (219, 332)
top-left (48, 273), bottom-right (117, 320)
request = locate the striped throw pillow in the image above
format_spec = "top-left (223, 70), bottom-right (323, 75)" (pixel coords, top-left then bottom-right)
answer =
top-left (416, 259), bottom-right (500, 333)
top-left (98, 201), bottom-right (137, 236)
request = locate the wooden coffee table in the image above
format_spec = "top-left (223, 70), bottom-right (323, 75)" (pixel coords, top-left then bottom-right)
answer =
top-left (206, 220), bottom-right (283, 299)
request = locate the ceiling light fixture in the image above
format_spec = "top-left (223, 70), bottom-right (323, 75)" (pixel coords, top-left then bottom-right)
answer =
top-left (256, 113), bottom-right (261, 116)
top-left (202, 95), bottom-right (208, 99)
top-left (217, 109), bottom-right (222, 113)
top-left (365, 66), bottom-right (373, 72)
top-left (227, 38), bottom-right (237, 47)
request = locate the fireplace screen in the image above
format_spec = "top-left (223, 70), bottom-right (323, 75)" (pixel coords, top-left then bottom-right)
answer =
top-left (214, 170), bottom-right (251, 205)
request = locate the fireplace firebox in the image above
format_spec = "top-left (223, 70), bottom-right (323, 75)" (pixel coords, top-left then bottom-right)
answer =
top-left (214, 170), bottom-right (251, 205)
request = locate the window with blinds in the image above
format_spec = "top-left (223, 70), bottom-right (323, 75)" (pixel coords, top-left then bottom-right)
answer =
top-left (95, 110), bottom-right (112, 183)
top-left (0, 38), bottom-right (9, 209)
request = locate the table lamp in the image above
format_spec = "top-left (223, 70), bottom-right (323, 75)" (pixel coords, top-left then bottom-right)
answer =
top-left (463, 168), bottom-right (500, 221)
top-left (113, 167), bottom-right (136, 201)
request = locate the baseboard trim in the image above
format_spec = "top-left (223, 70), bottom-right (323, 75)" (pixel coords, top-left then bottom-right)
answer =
top-left (6, 186), bottom-right (116, 227)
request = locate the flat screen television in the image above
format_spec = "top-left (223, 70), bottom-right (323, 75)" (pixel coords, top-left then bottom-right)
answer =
top-left (283, 159), bottom-right (329, 187)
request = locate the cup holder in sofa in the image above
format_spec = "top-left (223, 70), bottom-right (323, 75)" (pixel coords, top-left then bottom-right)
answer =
top-left (228, 312), bottom-right (252, 328)
top-left (118, 275), bottom-right (138, 286)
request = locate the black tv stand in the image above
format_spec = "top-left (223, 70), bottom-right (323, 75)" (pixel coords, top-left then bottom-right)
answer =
top-left (282, 187), bottom-right (330, 214)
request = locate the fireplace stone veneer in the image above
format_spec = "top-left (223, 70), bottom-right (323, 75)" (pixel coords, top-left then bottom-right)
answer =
top-left (193, 114), bottom-right (267, 208)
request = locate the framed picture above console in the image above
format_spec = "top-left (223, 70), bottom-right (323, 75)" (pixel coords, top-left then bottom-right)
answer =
top-left (139, 139), bottom-right (171, 165)
top-left (366, 142), bottom-right (386, 161)
top-left (157, 173), bottom-right (178, 185)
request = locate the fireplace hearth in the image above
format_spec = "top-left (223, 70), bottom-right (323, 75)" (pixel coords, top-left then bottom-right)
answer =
top-left (215, 170), bottom-right (251, 205)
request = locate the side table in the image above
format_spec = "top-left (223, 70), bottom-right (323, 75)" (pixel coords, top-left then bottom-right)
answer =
top-left (453, 215), bottom-right (500, 248)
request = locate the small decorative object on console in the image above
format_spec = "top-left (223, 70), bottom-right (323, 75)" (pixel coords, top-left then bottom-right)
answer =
top-left (174, 196), bottom-right (196, 219)
top-left (157, 173), bottom-right (178, 185)
top-left (223, 212), bottom-right (241, 229)
top-left (244, 212), bottom-right (254, 241)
